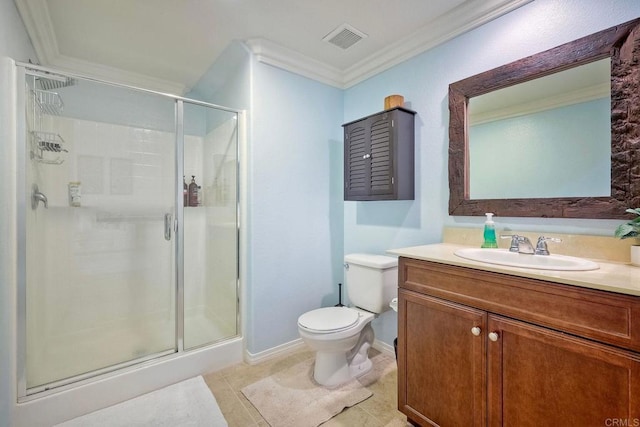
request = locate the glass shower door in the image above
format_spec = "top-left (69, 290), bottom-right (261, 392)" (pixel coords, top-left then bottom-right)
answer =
top-left (23, 70), bottom-right (178, 392)
top-left (182, 102), bottom-right (239, 349)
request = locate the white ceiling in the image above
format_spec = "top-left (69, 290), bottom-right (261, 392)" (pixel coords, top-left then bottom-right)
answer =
top-left (15, 0), bottom-right (531, 94)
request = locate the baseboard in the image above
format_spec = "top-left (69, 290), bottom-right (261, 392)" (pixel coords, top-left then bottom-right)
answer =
top-left (372, 339), bottom-right (396, 358)
top-left (245, 338), bottom-right (396, 366)
top-left (244, 338), bottom-right (307, 365)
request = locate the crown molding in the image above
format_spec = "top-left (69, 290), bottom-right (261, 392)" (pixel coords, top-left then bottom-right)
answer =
top-left (342, 0), bottom-right (534, 88)
top-left (16, 0), bottom-right (532, 91)
top-left (14, 0), bottom-right (187, 95)
top-left (247, 0), bottom-right (532, 88)
top-left (246, 38), bottom-right (344, 88)
top-left (14, 0), bottom-right (59, 64)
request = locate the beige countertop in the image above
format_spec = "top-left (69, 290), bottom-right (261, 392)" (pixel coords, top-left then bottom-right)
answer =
top-left (387, 243), bottom-right (640, 297)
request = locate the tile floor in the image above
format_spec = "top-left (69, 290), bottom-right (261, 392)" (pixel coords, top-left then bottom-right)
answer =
top-left (203, 346), bottom-right (411, 427)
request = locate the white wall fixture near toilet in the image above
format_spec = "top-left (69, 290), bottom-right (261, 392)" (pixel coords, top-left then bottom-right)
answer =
top-left (297, 254), bottom-right (398, 387)
top-left (631, 245), bottom-right (640, 267)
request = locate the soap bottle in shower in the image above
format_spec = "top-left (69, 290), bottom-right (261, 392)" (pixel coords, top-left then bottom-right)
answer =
top-left (183, 176), bottom-right (188, 207)
top-left (188, 176), bottom-right (199, 207)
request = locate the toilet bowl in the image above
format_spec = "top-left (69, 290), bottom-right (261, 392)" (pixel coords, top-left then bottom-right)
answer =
top-left (298, 306), bottom-right (375, 387)
top-left (297, 254), bottom-right (398, 387)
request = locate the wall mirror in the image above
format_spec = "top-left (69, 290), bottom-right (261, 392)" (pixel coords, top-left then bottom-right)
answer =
top-left (449, 18), bottom-right (640, 219)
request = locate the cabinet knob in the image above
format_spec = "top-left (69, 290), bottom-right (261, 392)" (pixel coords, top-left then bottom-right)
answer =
top-left (471, 326), bottom-right (481, 336)
top-left (488, 332), bottom-right (500, 342)
top-left (362, 153), bottom-right (371, 159)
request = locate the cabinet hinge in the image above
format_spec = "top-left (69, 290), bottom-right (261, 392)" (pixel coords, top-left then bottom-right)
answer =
top-left (391, 119), bottom-right (394, 128)
top-left (391, 177), bottom-right (395, 185)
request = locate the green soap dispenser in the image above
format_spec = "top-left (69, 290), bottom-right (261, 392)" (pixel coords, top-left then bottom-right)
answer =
top-left (481, 213), bottom-right (498, 248)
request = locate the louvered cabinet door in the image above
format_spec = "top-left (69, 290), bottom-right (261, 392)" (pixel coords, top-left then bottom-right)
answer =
top-left (369, 114), bottom-right (394, 197)
top-left (343, 107), bottom-right (415, 201)
top-left (344, 123), bottom-right (369, 199)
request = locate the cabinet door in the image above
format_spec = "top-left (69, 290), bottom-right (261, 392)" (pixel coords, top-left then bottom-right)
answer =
top-left (368, 113), bottom-right (394, 197)
top-left (488, 315), bottom-right (640, 427)
top-left (398, 289), bottom-right (487, 427)
top-left (344, 121), bottom-right (369, 199)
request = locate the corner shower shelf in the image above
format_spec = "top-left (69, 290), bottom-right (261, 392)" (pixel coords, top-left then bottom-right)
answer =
top-left (30, 131), bottom-right (67, 165)
top-left (34, 89), bottom-right (64, 116)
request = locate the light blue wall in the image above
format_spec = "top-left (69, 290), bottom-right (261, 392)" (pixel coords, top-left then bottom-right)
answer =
top-left (344, 0), bottom-right (640, 346)
top-left (0, 1), bottom-right (37, 61)
top-left (248, 60), bottom-right (344, 354)
top-left (188, 41), bottom-right (251, 113)
top-left (187, 42), bottom-right (251, 138)
top-left (49, 81), bottom-right (180, 133)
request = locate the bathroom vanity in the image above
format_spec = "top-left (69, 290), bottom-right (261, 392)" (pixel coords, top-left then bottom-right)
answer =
top-left (389, 244), bottom-right (640, 427)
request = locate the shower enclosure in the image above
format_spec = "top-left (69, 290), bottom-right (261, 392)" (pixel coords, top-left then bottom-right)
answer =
top-left (16, 64), bottom-right (241, 397)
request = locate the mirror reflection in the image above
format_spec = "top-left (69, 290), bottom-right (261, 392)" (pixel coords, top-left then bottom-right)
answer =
top-left (467, 58), bottom-right (611, 199)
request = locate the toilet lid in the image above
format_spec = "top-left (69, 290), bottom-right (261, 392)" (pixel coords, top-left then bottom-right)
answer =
top-left (298, 307), bottom-right (359, 333)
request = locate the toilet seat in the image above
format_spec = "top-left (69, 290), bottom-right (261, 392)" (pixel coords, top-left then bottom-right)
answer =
top-left (298, 307), bottom-right (359, 334)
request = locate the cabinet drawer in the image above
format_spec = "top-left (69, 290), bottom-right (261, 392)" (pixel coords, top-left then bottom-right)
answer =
top-left (399, 257), bottom-right (640, 352)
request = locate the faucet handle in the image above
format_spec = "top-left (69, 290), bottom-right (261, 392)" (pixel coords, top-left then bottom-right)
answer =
top-left (500, 234), bottom-right (520, 252)
top-left (535, 236), bottom-right (562, 255)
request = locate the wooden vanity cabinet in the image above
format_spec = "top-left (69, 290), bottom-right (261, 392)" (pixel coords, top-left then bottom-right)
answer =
top-left (397, 257), bottom-right (640, 427)
top-left (343, 107), bottom-right (415, 201)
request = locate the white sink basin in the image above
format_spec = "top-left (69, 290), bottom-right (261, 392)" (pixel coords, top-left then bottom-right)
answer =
top-left (454, 248), bottom-right (599, 271)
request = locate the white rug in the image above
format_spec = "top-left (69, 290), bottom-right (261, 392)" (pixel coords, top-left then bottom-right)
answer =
top-left (55, 376), bottom-right (227, 426)
top-left (241, 354), bottom-right (394, 427)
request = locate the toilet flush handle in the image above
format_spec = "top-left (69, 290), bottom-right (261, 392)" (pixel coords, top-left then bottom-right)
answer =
top-left (344, 263), bottom-right (349, 270)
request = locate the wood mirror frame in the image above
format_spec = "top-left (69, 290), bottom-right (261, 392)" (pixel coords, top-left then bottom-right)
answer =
top-left (449, 18), bottom-right (640, 219)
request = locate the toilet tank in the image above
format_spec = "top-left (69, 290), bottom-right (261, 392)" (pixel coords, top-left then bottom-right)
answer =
top-left (344, 253), bottom-right (398, 313)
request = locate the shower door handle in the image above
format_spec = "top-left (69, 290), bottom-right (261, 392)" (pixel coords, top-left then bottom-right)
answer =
top-left (164, 213), bottom-right (172, 241)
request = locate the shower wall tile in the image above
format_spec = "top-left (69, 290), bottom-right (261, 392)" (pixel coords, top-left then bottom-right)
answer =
top-left (184, 134), bottom-right (203, 185)
top-left (78, 155), bottom-right (104, 194)
top-left (31, 116), bottom-right (181, 347)
top-left (110, 158), bottom-right (133, 195)
top-left (43, 117), bottom-right (177, 208)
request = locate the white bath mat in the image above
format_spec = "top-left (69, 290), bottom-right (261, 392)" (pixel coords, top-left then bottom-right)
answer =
top-left (55, 376), bottom-right (227, 426)
top-left (241, 353), bottom-right (393, 427)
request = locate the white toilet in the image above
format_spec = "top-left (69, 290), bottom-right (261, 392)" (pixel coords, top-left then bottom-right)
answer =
top-left (297, 253), bottom-right (398, 387)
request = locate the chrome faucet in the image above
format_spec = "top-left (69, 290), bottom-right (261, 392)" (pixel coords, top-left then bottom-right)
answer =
top-left (535, 236), bottom-right (562, 255)
top-left (501, 235), bottom-right (534, 254)
top-left (31, 184), bottom-right (48, 209)
top-left (501, 234), bottom-right (562, 255)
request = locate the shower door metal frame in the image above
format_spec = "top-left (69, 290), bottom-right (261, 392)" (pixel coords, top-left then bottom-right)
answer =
top-left (15, 62), bottom-right (242, 400)
top-left (175, 100), bottom-right (185, 353)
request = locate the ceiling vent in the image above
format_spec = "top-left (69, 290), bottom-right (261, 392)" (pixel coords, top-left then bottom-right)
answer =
top-left (322, 24), bottom-right (367, 50)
